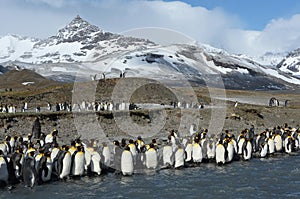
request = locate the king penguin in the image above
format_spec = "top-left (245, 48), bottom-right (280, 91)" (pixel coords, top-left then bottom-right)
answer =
top-left (174, 145), bottom-right (185, 169)
top-left (274, 133), bottom-right (283, 152)
top-left (192, 138), bottom-right (202, 164)
top-left (0, 152), bottom-right (9, 187)
top-left (58, 146), bottom-right (71, 180)
top-left (71, 146), bottom-right (85, 177)
top-left (185, 139), bottom-right (193, 163)
top-left (121, 146), bottom-right (134, 176)
top-left (162, 143), bottom-right (174, 168)
top-left (145, 144), bottom-right (158, 169)
top-left (22, 151), bottom-right (37, 188)
top-left (90, 149), bottom-right (101, 176)
top-left (215, 140), bottom-right (226, 165)
top-left (37, 152), bottom-right (52, 184)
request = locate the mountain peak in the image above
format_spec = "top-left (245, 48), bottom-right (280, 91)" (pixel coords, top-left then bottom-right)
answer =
top-left (56, 15), bottom-right (103, 43)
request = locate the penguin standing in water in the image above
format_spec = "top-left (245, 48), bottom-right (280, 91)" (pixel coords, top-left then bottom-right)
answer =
top-left (215, 140), bottom-right (226, 166)
top-left (113, 141), bottom-right (122, 174)
top-left (284, 135), bottom-right (295, 154)
top-left (243, 139), bottom-right (252, 161)
top-left (22, 151), bottom-right (37, 188)
top-left (174, 145), bottom-right (185, 169)
top-left (274, 132), bottom-right (283, 152)
top-left (237, 134), bottom-right (246, 156)
top-left (128, 139), bottom-right (137, 161)
top-left (184, 139), bottom-right (193, 164)
top-left (0, 151), bottom-right (9, 187)
top-left (145, 144), bottom-right (158, 169)
top-left (162, 143), bottom-right (174, 168)
top-left (121, 146), bottom-right (134, 176)
top-left (225, 138), bottom-right (234, 163)
top-left (192, 138), bottom-right (202, 164)
top-left (136, 136), bottom-right (145, 152)
top-left (101, 143), bottom-right (111, 171)
top-left (90, 149), bottom-right (101, 176)
top-left (37, 152), bottom-right (52, 184)
top-left (71, 146), bottom-right (85, 177)
top-left (10, 147), bottom-right (24, 182)
top-left (267, 136), bottom-right (275, 156)
top-left (206, 139), bottom-right (216, 161)
top-left (259, 141), bottom-right (268, 158)
top-left (57, 146), bottom-right (71, 180)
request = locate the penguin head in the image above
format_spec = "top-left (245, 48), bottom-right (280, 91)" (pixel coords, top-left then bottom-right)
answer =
top-left (52, 129), bottom-right (58, 136)
top-left (149, 143), bottom-right (155, 149)
top-left (124, 145), bottom-right (130, 151)
top-left (70, 140), bottom-right (76, 147)
top-left (5, 135), bottom-right (11, 141)
top-left (129, 139), bottom-right (134, 144)
top-left (113, 140), bottom-right (120, 146)
top-left (28, 151), bottom-right (35, 157)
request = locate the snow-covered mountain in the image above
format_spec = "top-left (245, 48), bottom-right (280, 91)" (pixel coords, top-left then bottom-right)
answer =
top-left (254, 52), bottom-right (287, 67)
top-left (0, 15), bottom-right (300, 90)
top-left (0, 15), bottom-right (155, 64)
top-left (276, 49), bottom-right (300, 78)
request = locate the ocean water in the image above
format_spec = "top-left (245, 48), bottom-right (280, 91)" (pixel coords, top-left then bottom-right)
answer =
top-left (1, 154), bottom-right (300, 199)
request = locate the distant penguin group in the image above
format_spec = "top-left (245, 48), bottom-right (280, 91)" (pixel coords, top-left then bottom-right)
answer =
top-left (0, 123), bottom-right (299, 189)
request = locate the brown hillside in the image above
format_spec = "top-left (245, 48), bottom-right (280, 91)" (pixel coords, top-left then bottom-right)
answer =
top-left (0, 69), bottom-right (61, 90)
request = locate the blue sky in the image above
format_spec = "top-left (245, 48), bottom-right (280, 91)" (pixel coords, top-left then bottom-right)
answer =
top-left (177, 0), bottom-right (300, 30)
top-left (1, 0), bottom-right (300, 56)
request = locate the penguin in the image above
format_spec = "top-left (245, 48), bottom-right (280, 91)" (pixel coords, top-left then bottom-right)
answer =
top-left (134, 145), bottom-right (146, 174)
top-left (90, 150), bottom-right (101, 176)
top-left (162, 143), bottom-right (174, 168)
top-left (0, 141), bottom-right (8, 155)
top-left (128, 139), bottom-right (137, 159)
top-left (9, 136), bottom-right (17, 154)
top-left (68, 140), bottom-right (77, 156)
top-left (225, 139), bottom-right (234, 163)
top-left (174, 145), bottom-right (185, 169)
top-left (184, 140), bottom-right (193, 163)
top-left (136, 136), bottom-right (145, 152)
top-left (206, 139), bottom-right (216, 161)
top-left (34, 149), bottom-right (44, 172)
top-left (215, 141), bottom-right (226, 165)
top-left (192, 138), bottom-right (202, 163)
top-left (58, 146), bottom-right (72, 179)
top-left (201, 138), bottom-right (208, 162)
top-left (0, 153), bottom-right (9, 187)
top-left (121, 146), bottom-right (134, 176)
top-left (84, 145), bottom-right (93, 172)
top-left (45, 129), bottom-right (58, 144)
top-left (50, 144), bottom-right (60, 169)
top-left (10, 148), bottom-right (24, 181)
top-left (189, 124), bottom-right (197, 136)
top-left (274, 133), bottom-right (283, 152)
top-left (101, 143), bottom-right (111, 170)
top-left (243, 139), bottom-right (252, 161)
top-left (284, 136), bottom-right (294, 154)
top-left (259, 142), bottom-right (268, 158)
top-left (113, 141), bottom-right (122, 174)
top-left (22, 151), bottom-right (37, 188)
top-left (237, 136), bottom-right (245, 156)
top-left (71, 146), bottom-right (85, 177)
top-left (145, 144), bottom-right (158, 169)
top-left (37, 152), bottom-right (52, 183)
top-left (267, 137), bottom-right (275, 155)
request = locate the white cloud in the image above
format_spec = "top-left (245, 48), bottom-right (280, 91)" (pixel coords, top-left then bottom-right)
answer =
top-left (0, 0), bottom-right (300, 57)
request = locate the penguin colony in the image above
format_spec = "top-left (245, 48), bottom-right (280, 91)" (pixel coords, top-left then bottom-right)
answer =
top-left (0, 123), bottom-right (299, 189)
